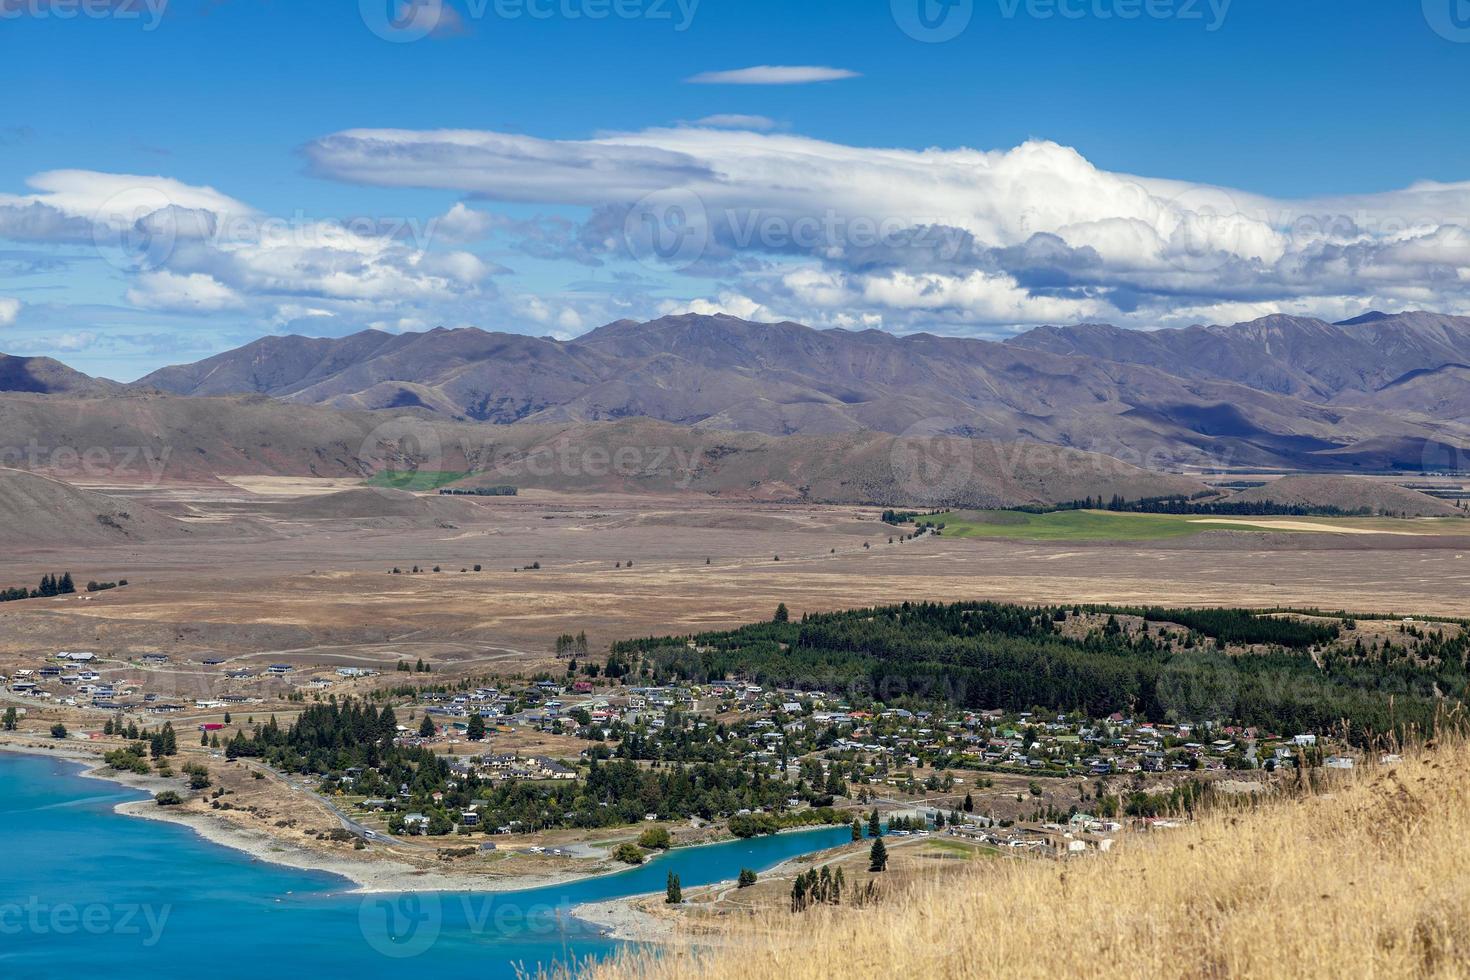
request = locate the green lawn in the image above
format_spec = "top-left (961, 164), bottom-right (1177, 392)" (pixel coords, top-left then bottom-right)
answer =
top-left (364, 469), bottom-right (468, 491)
top-left (929, 510), bottom-right (1237, 541)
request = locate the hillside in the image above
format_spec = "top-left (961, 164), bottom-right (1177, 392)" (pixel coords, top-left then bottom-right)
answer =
top-left (0, 394), bottom-right (1203, 507)
top-left (0, 468), bottom-right (196, 549)
top-left (1225, 475), bottom-right (1463, 517)
top-left (127, 313), bottom-right (1470, 471)
top-left (441, 418), bottom-right (1209, 507)
top-left (586, 737), bottom-right (1470, 980)
top-left (0, 353), bottom-right (119, 396)
top-left (267, 487), bottom-right (490, 524)
top-left (1006, 310), bottom-right (1470, 416)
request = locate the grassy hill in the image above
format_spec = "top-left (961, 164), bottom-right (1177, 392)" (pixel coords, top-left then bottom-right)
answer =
top-left (584, 734), bottom-right (1470, 980)
top-left (1224, 475), bottom-right (1462, 518)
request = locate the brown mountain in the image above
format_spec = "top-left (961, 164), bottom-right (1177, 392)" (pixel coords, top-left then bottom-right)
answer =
top-left (129, 314), bottom-right (1470, 471)
top-left (0, 393), bottom-right (1203, 507)
top-left (0, 353), bottom-right (120, 396)
top-left (1006, 310), bottom-right (1470, 415)
top-left (1223, 475), bottom-right (1462, 518)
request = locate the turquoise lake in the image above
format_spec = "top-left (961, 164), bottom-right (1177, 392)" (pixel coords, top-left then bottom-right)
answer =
top-left (0, 753), bottom-right (853, 977)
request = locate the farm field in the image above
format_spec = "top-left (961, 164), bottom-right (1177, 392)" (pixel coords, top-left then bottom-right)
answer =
top-left (364, 469), bottom-right (471, 491)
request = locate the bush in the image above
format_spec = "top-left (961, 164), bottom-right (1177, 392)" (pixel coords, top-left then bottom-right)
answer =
top-left (611, 843), bottom-right (645, 865)
top-left (637, 827), bottom-right (672, 850)
top-left (50, 723), bottom-right (68, 739)
top-left (154, 791), bottom-right (183, 806)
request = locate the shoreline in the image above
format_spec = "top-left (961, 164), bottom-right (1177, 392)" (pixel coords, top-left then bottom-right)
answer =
top-left (574, 829), bottom-right (866, 944)
top-left (0, 741), bottom-right (848, 906)
top-left (0, 741), bottom-right (612, 895)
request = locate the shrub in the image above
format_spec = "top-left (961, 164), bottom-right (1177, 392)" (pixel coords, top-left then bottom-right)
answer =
top-left (612, 843), bottom-right (645, 865)
top-left (638, 827), bottom-right (672, 850)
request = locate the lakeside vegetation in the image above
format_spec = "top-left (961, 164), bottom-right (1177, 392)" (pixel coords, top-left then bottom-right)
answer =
top-left (217, 702), bottom-right (851, 836)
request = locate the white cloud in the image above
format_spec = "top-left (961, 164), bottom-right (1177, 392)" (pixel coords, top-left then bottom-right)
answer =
top-left (304, 124), bottom-right (1470, 329)
top-left (1, 169), bottom-right (251, 226)
top-left (436, 202), bottom-right (497, 242)
top-left (685, 66), bottom-right (860, 85)
top-left (54, 331), bottom-right (100, 351)
top-left (661, 292), bottom-right (779, 322)
top-left (126, 271), bottom-right (243, 312)
top-left (0, 297), bottom-right (20, 327)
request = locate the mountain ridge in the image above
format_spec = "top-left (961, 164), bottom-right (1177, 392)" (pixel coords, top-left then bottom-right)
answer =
top-left (8, 310), bottom-right (1470, 472)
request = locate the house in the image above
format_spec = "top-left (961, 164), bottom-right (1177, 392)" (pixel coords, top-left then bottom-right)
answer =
top-left (267, 664), bottom-right (293, 675)
top-left (402, 813), bottom-right (431, 834)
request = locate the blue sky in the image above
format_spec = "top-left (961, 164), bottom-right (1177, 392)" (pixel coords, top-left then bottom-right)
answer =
top-left (2, 0), bottom-right (1469, 378)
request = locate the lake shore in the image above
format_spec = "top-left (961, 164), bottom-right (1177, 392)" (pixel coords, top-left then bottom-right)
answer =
top-left (0, 739), bottom-right (615, 894)
top-left (1, 739), bottom-right (855, 909)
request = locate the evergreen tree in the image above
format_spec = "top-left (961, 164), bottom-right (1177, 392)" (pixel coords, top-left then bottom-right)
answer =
top-left (467, 713), bottom-right (486, 741)
top-left (419, 715), bottom-right (436, 738)
top-left (2, 707), bottom-right (17, 731)
top-left (868, 837), bottom-right (888, 872)
top-left (868, 808), bottom-right (881, 837)
top-left (851, 818), bottom-right (862, 842)
top-left (774, 603), bottom-right (789, 623)
top-left (665, 872), bottom-right (682, 904)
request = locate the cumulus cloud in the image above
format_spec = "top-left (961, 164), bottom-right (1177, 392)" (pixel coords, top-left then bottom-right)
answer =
top-left (685, 66), bottom-right (860, 85)
top-left (0, 296), bottom-right (20, 327)
top-left (126, 271), bottom-right (243, 312)
top-left (302, 125), bottom-right (1470, 329)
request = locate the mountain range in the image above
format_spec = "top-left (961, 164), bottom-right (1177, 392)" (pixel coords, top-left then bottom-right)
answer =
top-left (5, 310), bottom-right (1469, 473)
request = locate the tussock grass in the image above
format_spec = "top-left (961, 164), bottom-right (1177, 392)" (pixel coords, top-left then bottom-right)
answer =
top-left (580, 736), bottom-right (1470, 979)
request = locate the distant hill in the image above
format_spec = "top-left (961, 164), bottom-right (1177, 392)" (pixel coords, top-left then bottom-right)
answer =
top-left (1006, 310), bottom-right (1470, 419)
top-left (1224, 475), bottom-right (1462, 518)
top-left (0, 353), bottom-right (119, 396)
top-left (441, 417), bottom-right (1211, 508)
top-left (126, 313), bottom-right (1470, 471)
top-left (0, 394), bottom-right (1204, 508)
top-left (0, 468), bottom-right (196, 549)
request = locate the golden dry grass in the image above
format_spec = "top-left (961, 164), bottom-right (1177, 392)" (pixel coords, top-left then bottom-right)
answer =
top-left (583, 738), bottom-right (1470, 980)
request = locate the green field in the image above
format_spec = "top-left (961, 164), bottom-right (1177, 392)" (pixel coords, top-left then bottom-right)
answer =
top-left (364, 469), bottom-right (468, 491)
top-left (922, 509), bottom-right (1452, 542)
